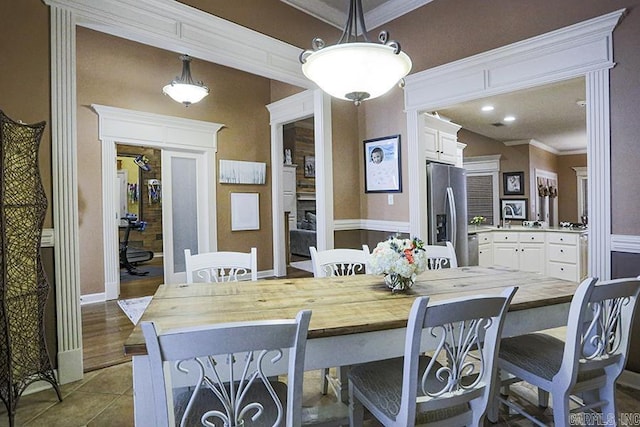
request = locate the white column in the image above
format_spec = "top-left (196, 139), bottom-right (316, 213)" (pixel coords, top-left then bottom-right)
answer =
top-left (585, 69), bottom-right (612, 281)
top-left (406, 110), bottom-right (423, 238)
top-left (50, 6), bottom-right (84, 383)
top-left (314, 90), bottom-right (333, 251)
top-left (101, 138), bottom-right (120, 300)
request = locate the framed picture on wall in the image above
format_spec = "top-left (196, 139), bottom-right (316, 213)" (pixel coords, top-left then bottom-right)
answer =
top-left (304, 156), bottom-right (315, 178)
top-left (364, 135), bottom-right (402, 193)
top-left (501, 199), bottom-right (527, 220)
top-left (503, 171), bottom-right (525, 195)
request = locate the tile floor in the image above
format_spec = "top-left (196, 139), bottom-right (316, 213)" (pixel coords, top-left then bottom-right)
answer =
top-left (1, 360), bottom-right (639, 426)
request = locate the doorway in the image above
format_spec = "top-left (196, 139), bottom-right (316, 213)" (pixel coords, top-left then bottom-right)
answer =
top-left (283, 119), bottom-right (317, 273)
top-left (116, 145), bottom-right (164, 288)
top-left (93, 104), bottom-right (223, 299)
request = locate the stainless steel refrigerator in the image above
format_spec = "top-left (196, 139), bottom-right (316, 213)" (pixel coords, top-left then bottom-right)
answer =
top-left (426, 162), bottom-right (468, 266)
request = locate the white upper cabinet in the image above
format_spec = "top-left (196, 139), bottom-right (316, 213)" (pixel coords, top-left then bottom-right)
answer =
top-left (419, 114), bottom-right (462, 165)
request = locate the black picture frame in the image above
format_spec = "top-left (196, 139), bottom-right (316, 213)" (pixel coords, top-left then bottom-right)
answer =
top-left (364, 135), bottom-right (402, 193)
top-left (501, 198), bottom-right (528, 220)
top-left (503, 171), bottom-right (525, 195)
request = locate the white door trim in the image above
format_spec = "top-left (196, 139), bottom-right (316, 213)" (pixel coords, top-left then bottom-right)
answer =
top-left (404, 9), bottom-right (625, 281)
top-left (266, 89), bottom-right (334, 276)
top-left (93, 104), bottom-right (222, 299)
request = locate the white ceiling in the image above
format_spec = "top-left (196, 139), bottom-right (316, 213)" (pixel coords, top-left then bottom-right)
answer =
top-left (280, 0), bottom-right (433, 30)
top-left (282, 1), bottom-right (588, 154)
top-left (437, 78), bottom-right (587, 153)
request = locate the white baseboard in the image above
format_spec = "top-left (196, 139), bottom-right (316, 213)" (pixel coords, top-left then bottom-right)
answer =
top-left (57, 348), bottom-right (84, 384)
top-left (619, 369), bottom-right (640, 390)
top-left (258, 269), bottom-right (274, 279)
top-left (80, 292), bottom-right (106, 305)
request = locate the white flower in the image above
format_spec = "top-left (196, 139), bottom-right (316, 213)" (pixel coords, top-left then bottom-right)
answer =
top-left (369, 236), bottom-right (427, 279)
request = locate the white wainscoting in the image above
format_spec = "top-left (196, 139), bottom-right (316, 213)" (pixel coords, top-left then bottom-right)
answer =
top-left (334, 219), bottom-right (410, 234)
top-left (611, 234), bottom-right (640, 254)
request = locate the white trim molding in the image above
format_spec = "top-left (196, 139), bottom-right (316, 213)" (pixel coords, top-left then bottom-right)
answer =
top-left (267, 90), bottom-right (332, 277)
top-left (404, 9), bottom-right (625, 282)
top-left (611, 234), bottom-right (640, 254)
top-left (92, 104), bottom-right (223, 300)
top-left (43, 0), bottom-right (310, 89)
top-left (334, 219), bottom-right (411, 234)
top-left (79, 293), bottom-right (106, 306)
top-left (41, 228), bottom-right (55, 247)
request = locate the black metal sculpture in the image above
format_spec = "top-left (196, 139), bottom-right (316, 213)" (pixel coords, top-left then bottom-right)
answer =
top-left (0, 110), bottom-right (61, 426)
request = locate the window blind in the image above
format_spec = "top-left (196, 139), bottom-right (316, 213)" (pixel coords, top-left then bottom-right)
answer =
top-left (467, 175), bottom-right (494, 225)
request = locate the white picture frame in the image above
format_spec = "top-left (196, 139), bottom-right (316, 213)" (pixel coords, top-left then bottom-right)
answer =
top-left (219, 160), bottom-right (266, 184)
top-left (231, 193), bottom-right (260, 231)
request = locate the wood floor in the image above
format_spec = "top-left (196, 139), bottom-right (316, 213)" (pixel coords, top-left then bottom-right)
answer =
top-left (81, 257), bottom-right (313, 372)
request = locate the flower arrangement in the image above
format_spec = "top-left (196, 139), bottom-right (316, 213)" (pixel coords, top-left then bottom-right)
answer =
top-left (369, 236), bottom-right (428, 292)
top-left (469, 216), bottom-right (486, 226)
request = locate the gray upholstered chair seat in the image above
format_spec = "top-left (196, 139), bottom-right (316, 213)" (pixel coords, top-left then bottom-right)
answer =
top-left (349, 356), bottom-right (469, 424)
top-left (491, 277), bottom-right (640, 426)
top-left (349, 289), bottom-right (517, 427)
top-left (499, 333), bottom-right (602, 384)
top-left (174, 381), bottom-right (288, 426)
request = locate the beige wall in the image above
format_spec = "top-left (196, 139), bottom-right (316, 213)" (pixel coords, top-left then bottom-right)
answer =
top-left (359, 87), bottom-right (409, 221)
top-left (77, 28), bottom-right (274, 294)
top-left (557, 154), bottom-right (587, 223)
top-left (0, 0), bottom-right (52, 228)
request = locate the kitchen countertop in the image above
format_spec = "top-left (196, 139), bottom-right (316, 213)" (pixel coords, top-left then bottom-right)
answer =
top-left (468, 225), bottom-right (588, 235)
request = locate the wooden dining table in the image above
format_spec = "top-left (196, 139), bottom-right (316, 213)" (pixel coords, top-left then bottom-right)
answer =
top-left (125, 265), bottom-right (581, 425)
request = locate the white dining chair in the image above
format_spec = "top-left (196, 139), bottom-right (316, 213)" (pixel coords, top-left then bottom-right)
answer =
top-left (141, 310), bottom-right (311, 427)
top-left (348, 286), bottom-right (517, 427)
top-left (184, 248), bottom-right (257, 283)
top-left (491, 276), bottom-right (640, 427)
top-left (424, 241), bottom-right (458, 269)
top-left (309, 245), bottom-right (371, 398)
top-left (309, 245), bottom-right (371, 277)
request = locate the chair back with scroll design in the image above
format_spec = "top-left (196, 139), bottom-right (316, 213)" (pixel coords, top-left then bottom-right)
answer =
top-left (309, 245), bottom-right (371, 278)
top-left (348, 287), bottom-right (517, 427)
top-left (142, 310), bottom-right (311, 427)
top-left (424, 241), bottom-right (458, 269)
top-left (495, 276), bottom-right (640, 427)
top-left (184, 248), bottom-right (257, 283)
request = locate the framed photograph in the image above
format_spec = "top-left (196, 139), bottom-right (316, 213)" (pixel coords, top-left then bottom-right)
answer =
top-left (304, 156), bottom-right (315, 178)
top-left (501, 199), bottom-right (527, 220)
top-left (219, 160), bottom-right (266, 184)
top-left (503, 171), bottom-right (525, 195)
top-left (364, 134), bottom-right (402, 193)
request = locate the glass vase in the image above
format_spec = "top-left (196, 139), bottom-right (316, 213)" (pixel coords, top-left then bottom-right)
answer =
top-left (384, 273), bottom-right (415, 293)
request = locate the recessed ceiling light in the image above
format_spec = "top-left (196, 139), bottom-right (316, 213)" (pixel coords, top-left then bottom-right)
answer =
top-left (503, 115), bottom-right (516, 122)
top-left (481, 105), bottom-right (494, 112)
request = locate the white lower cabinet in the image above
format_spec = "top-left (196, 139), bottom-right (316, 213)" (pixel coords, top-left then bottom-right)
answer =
top-left (547, 232), bottom-right (582, 282)
top-left (478, 233), bottom-right (493, 267)
top-left (492, 232), bottom-right (545, 273)
top-left (477, 229), bottom-right (586, 282)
